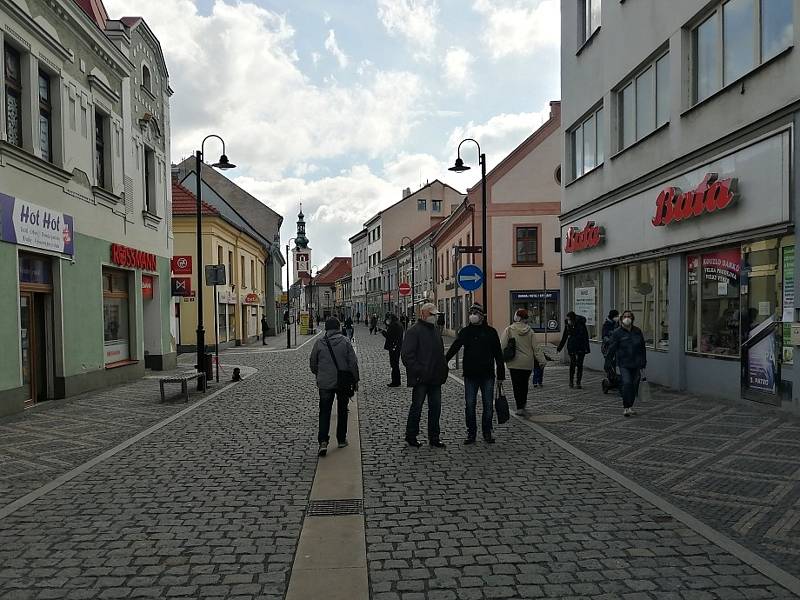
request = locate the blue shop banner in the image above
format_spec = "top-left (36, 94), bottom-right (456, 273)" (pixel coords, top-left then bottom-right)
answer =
top-left (0, 192), bottom-right (74, 256)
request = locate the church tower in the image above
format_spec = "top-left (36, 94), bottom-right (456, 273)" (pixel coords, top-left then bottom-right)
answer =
top-left (292, 205), bottom-right (311, 284)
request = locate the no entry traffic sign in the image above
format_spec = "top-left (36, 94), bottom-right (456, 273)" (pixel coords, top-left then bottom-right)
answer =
top-left (399, 282), bottom-right (411, 297)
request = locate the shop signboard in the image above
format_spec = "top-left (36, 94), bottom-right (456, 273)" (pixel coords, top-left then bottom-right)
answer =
top-left (142, 275), bottom-right (154, 299)
top-left (783, 246), bottom-right (794, 363)
top-left (171, 255), bottom-right (192, 274)
top-left (242, 293), bottom-right (260, 305)
top-left (651, 173), bottom-right (736, 227)
top-left (574, 287), bottom-right (596, 326)
top-left (171, 277), bottom-right (192, 297)
top-left (0, 192), bottom-right (74, 256)
top-left (111, 244), bottom-right (157, 271)
top-left (218, 289), bottom-right (237, 304)
top-left (299, 311), bottom-right (310, 335)
top-left (564, 221), bottom-right (604, 253)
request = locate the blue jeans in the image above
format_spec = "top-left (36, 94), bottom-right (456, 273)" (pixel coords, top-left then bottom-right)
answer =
top-left (464, 376), bottom-right (495, 439)
top-left (406, 384), bottom-right (442, 442)
top-left (619, 367), bottom-right (641, 408)
top-left (532, 365), bottom-right (544, 385)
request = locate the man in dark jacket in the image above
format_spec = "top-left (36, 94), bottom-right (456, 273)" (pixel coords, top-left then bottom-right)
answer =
top-left (401, 303), bottom-right (448, 448)
top-left (369, 314), bottom-right (378, 335)
top-left (606, 310), bottom-right (647, 417)
top-left (445, 303), bottom-right (505, 444)
top-left (382, 313), bottom-right (404, 387)
top-left (261, 316), bottom-right (269, 345)
top-left (310, 318), bottom-right (360, 456)
top-left (601, 309), bottom-right (620, 383)
top-left (557, 311), bottom-right (591, 389)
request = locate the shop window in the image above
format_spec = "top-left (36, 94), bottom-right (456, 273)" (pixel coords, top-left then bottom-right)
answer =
top-left (19, 253), bottom-right (52, 285)
top-left (686, 248), bottom-right (741, 356)
top-left (4, 45), bottom-right (23, 148)
top-left (103, 268), bottom-right (130, 364)
top-left (616, 260), bottom-right (669, 348)
top-left (218, 302), bottom-right (228, 342)
top-left (569, 270), bottom-right (602, 340)
top-left (511, 291), bottom-right (560, 333)
top-left (38, 71), bottom-right (52, 162)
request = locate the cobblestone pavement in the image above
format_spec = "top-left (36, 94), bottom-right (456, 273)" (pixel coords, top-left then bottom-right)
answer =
top-left (358, 328), bottom-right (799, 599)
top-left (526, 365), bottom-right (800, 581)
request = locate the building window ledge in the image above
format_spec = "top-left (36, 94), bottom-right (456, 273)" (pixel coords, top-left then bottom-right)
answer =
top-left (140, 85), bottom-right (157, 102)
top-left (564, 162), bottom-right (604, 188)
top-left (576, 26), bottom-right (601, 56)
top-left (0, 141), bottom-right (71, 183)
top-left (93, 186), bottom-right (122, 207)
top-left (609, 122), bottom-right (670, 161)
top-left (512, 262), bottom-right (544, 268)
top-left (142, 210), bottom-right (162, 229)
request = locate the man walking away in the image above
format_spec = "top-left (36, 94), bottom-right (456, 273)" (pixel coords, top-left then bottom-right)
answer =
top-left (382, 313), bottom-right (404, 387)
top-left (370, 313), bottom-right (378, 335)
top-left (446, 303), bottom-right (505, 444)
top-left (606, 310), bottom-right (647, 417)
top-left (261, 315), bottom-right (269, 345)
top-left (500, 308), bottom-right (535, 415)
top-left (310, 317), bottom-right (360, 456)
top-left (557, 311), bottom-right (591, 389)
top-left (400, 314), bottom-right (407, 330)
top-left (401, 303), bottom-right (449, 448)
top-left (344, 315), bottom-right (354, 341)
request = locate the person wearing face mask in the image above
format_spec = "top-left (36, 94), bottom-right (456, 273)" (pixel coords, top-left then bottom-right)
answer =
top-left (445, 303), bottom-right (505, 444)
top-left (601, 310), bottom-right (621, 390)
top-left (557, 311), bottom-right (591, 389)
top-left (401, 303), bottom-right (449, 448)
top-left (500, 309), bottom-right (537, 415)
top-left (606, 310), bottom-right (647, 417)
top-left (381, 313), bottom-right (404, 387)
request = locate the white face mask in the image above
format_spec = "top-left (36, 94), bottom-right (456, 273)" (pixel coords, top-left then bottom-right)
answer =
top-left (425, 315), bottom-right (438, 324)
top-left (513, 315), bottom-right (522, 322)
top-left (622, 317), bottom-right (632, 327)
top-left (469, 314), bottom-right (481, 324)
top-left (385, 319), bottom-right (390, 325)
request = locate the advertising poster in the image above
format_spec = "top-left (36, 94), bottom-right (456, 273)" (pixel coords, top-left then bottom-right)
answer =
top-left (747, 328), bottom-right (778, 395)
top-left (783, 246), bottom-right (794, 364)
top-left (299, 311), bottom-right (310, 335)
top-left (574, 287), bottom-right (596, 326)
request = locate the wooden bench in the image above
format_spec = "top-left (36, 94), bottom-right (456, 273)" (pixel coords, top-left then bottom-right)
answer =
top-left (159, 372), bottom-right (206, 403)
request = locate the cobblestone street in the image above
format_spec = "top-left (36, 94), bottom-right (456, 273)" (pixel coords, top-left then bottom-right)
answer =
top-left (0, 325), bottom-right (798, 599)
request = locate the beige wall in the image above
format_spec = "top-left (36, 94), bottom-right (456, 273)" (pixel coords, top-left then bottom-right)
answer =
top-left (434, 217), bottom-right (474, 336)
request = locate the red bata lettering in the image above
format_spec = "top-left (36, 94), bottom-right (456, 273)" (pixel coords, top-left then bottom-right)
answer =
top-left (652, 173), bottom-right (736, 227)
top-left (564, 222), bottom-right (604, 253)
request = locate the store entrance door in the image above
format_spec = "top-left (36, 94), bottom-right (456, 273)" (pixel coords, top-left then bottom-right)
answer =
top-left (740, 240), bottom-right (781, 405)
top-left (20, 291), bottom-right (52, 406)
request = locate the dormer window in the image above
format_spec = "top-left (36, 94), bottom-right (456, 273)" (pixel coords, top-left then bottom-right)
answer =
top-left (142, 65), bottom-right (152, 92)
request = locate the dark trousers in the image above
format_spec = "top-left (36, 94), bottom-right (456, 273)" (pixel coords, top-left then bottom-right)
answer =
top-left (619, 367), bottom-right (641, 408)
top-left (509, 369), bottom-right (532, 409)
top-left (262, 331), bottom-right (268, 344)
top-left (389, 349), bottom-right (401, 385)
top-left (406, 384), bottom-right (442, 442)
top-left (464, 376), bottom-right (495, 438)
top-left (532, 365), bottom-right (544, 385)
top-left (318, 389), bottom-right (349, 444)
top-left (569, 353), bottom-right (586, 384)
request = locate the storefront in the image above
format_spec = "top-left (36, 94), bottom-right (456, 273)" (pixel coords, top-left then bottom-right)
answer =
top-left (510, 290), bottom-right (560, 341)
top-left (217, 289), bottom-right (237, 347)
top-left (561, 128), bottom-right (794, 408)
top-left (241, 292), bottom-right (261, 343)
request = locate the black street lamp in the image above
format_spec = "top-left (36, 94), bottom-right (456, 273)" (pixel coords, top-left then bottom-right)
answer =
top-left (449, 139), bottom-right (487, 314)
top-left (285, 237), bottom-right (296, 349)
top-left (195, 136), bottom-right (235, 382)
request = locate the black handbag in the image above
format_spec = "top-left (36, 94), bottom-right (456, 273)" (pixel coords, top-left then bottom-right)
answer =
top-left (495, 382), bottom-right (510, 424)
top-left (324, 336), bottom-right (356, 398)
top-left (502, 336), bottom-right (517, 362)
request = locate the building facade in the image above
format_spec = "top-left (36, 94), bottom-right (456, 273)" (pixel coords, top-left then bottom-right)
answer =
top-left (349, 228), bottom-right (368, 321)
top-left (560, 0), bottom-right (799, 411)
top-left (0, 1), bottom-right (174, 416)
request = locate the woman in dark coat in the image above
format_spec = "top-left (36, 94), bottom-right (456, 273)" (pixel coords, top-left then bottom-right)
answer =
top-left (557, 311), bottom-right (591, 389)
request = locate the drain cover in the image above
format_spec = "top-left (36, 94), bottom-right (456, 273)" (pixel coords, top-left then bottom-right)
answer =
top-left (526, 413), bottom-right (575, 423)
top-left (306, 499), bottom-right (364, 516)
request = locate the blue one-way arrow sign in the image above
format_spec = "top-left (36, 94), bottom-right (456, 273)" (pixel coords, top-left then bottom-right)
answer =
top-left (457, 264), bottom-right (484, 292)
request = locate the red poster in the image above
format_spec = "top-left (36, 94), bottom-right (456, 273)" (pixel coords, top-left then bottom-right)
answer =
top-left (142, 275), bottom-right (154, 299)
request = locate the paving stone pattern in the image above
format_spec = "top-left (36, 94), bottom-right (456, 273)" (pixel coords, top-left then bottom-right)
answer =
top-left (0, 341), bottom-right (319, 600)
top-left (357, 328), bottom-right (798, 599)
top-left (528, 366), bottom-right (800, 580)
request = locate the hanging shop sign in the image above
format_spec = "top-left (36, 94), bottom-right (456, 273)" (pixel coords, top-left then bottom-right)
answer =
top-left (218, 289), bottom-right (237, 304)
top-left (171, 277), bottom-right (193, 297)
top-left (564, 221), bottom-right (604, 253)
top-left (651, 173), bottom-right (736, 227)
top-left (171, 255), bottom-right (192, 274)
top-left (242, 293), bottom-right (260, 305)
top-left (142, 275), bottom-right (154, 299)
top-left (0, 192), bottom-right (74, 256)
top-left (111, 243), bottom-right (157, 271)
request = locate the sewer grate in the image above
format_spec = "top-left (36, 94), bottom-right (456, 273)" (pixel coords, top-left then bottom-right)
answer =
top-left (306, 499), bottom-right (364, 517)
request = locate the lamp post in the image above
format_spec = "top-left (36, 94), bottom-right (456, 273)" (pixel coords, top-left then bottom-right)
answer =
top-left (401, 236), bottom-right (415, 314)
top-left (285, 237), bottom-right (296, 349)
top-left (194, 136), bottom-right (235, 382)
top-left (449, 139), bottom-right (487, 313)
top-left (310, 264), bottom-right (319, 329)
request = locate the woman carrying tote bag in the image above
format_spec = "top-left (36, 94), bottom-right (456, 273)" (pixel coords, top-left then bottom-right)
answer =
top-left (500, 309), bottom-right (537, 416)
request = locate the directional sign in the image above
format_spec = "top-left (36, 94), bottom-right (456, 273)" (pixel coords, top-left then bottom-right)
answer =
top-left (457, 264), bottom-right (484, 292)
top-left (455, 245), bottom-right (483, 254)
top-left (399, 281), bottom-right (411, 297)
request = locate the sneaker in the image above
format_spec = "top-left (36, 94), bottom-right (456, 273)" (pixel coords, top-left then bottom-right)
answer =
top-left (318, 442), bottom-right (328, 456)
top-left (484, 436), bottom-right (496, 444)
top-left (406, 437), bottom-right (422, 448)
top-left (628, 409), bottom-right (637, 416)
top-left (338, 440), bottom-right (349, 448)
top-left (623, 408), bottom-right (631, 417)
top-left (463, 438), bottom-right (476, 445)
top-left (430, 440), bottom-right (446, 449)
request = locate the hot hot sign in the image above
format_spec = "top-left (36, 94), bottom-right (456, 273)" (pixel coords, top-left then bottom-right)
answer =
top-left (564, 221), bottom-right (604, 253)
top-left (652, 173), bottom-right (736, 227)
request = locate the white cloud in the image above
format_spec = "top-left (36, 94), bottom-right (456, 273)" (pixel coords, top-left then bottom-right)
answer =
top-left (473, 0), bottom-right (560, 59)
top-left (442, 46), bottom-right (474, 93)
top-left (311, 51), bottom-right (321, 65)
top-left (377, 0), bottom-right (439, 55)
top-left (324, 29), bottom-right (349, 68)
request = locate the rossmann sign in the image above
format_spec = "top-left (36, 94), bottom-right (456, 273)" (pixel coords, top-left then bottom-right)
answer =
top-left (111, 243), bottom-right (158, 271)
top-left (564, 221), bottom-right (604, 253)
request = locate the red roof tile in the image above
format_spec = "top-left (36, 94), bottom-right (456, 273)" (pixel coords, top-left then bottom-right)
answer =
top-left (172, 182), bottom-right (218, 216)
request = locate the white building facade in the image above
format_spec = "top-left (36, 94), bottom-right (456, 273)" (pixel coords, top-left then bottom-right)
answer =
top-left (560, 0), bottom-right (799, 412)
top-left (349, 228), bottom-right (368, 321)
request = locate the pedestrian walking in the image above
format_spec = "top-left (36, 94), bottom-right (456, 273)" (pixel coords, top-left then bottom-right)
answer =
top-left (356, 311), bottom-right (361, 323)
top-left (601, 310), bottom-right (620, 391)
top-left (500, 308), bottom-right (535, 415)
top-left (381, 313), bottom-right (404, 387)
top-left (401, 303), bottom-right (449, 448)
top-left (557, 311), bottom-right (591, 389)
top-left (436, 311), bottom-right (445, 334)
top-left (344, 315), bottom-right (354, 341)
top-left (310, 317), bottom-right (360, 456)
top-left (446, 303), bottom-right (505, 444)
top-left (369, 313), bottom-right (378, 335)
top-left (606, 310), bottom-right (647, 417)
top-left (400, 314), bottom-right (407, 330)
top-left (261, 315), bottom-right (269, 345)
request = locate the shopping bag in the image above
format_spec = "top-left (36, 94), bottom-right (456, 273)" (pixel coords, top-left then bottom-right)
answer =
top-left (495, 382), bottom-right (510, 424)
top-left (638, 370), bottom-right (652, 403)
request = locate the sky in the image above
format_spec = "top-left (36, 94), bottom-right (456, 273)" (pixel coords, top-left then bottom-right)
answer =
top-left (104, 0), bottom-right (561, 273)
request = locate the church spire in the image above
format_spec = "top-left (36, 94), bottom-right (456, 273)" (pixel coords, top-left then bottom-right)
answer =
top-left (295, 203), bottom-right (309, 249)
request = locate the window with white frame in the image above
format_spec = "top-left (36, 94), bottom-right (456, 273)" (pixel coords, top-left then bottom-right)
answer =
top-left (569, 105), bottom-right (604, 180)
top-left (618, 51), bottom-right (669, 150)
top-left (580, 0), bottom-right (601, 45)
top-left (693, 0), bottom-right (793, 104)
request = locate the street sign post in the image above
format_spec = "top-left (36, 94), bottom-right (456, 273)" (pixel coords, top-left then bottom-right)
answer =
top-left (399, 281), bottom-right (411, 297)
top-left (457, 264), bottom-right (484, 292)
top-left (454, 245), bottom-right (483, 254)
top-left (205, 264), bottom-right (226, 286)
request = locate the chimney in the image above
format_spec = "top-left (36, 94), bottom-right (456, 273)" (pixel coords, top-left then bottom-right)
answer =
top-left (403, 187), bottom-right (411, 198)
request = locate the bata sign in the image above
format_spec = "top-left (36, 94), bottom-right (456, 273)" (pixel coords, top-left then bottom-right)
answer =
top-left (652, 173), bottom-right (736, 227)
top-left (111, 243), bottom-right (158, 271)
top-left (564, 222), bottom-right (603, 253)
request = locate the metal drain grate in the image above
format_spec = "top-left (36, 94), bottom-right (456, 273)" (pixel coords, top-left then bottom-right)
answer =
top-left (306, 499), bottom-right (364, 517)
